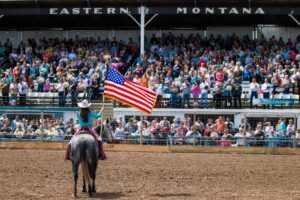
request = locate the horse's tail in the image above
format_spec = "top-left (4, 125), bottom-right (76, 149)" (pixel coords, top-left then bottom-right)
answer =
top-left (81, 143), bottom-right (92, 188)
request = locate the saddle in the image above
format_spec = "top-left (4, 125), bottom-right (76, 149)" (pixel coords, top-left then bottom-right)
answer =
top-left (75, 127), bottom-right (100, 145)
top-left (76, 127), bottom-right (91, 135)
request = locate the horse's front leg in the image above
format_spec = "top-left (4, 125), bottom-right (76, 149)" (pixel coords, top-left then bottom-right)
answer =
top-left (72, 162), bottom-right (79, 198)
top-left (82, 177), bottom-right (87, 193)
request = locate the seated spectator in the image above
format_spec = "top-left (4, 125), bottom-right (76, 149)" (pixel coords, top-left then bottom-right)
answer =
top-left (215, 116), bottom-right (226, 135)
top-left (276, 119), bottom-right (287, 136)
top-left (219, 129), bottom-right (232, 147)
top-left (286, 119), bottom-right (295, 137)
top-left (295, 129), bottom-right (300, 146)
top-left (112, 123), bottom-right (124, 139)
top-left (0, 122), bottom-right (12, 134)
top-left (124, 118), bottom-right (138, 136)
top-left (210, 125), bottom-right (219, 139)
top-left (150, 120), bottom-right (159, 144)
top-left (14, 124), bottom-right (25, 138)
top-left (234, 128), bottom-right (247, 147)
top-left (141, 120), bottom-right (150, 137)
top-left (185, 125), bottom-right (202, 144)
top-left (174, 122), bottom-right (188, 144)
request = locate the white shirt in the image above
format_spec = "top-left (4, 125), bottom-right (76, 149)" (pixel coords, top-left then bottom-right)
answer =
top-left (234, 132), bottom-right (246, 146)
top-left (264, 126), bottom-right (274, 137)
top-left (18, 82), bottom-right (28, 95)
top-left (249, 82), bottom-right (259, 92)
top-left (261, 83), bottom-right (271, 94)
top-left (56, 83), bottom-right (65, 92)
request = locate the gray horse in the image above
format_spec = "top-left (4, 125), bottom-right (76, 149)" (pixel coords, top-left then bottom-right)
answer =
top-left (70, 133), bottom-right (98, 198)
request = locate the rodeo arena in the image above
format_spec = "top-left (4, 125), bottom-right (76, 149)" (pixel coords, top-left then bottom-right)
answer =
top-left (2, 0), bottom-right (300, 199)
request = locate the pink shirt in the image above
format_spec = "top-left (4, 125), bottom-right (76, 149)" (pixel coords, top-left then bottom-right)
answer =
top-left (192, 85), bottom-right (200, 97)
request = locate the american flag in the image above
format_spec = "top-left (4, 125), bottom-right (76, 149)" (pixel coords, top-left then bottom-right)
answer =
top-left (104, 68), bottom-right (157, 114)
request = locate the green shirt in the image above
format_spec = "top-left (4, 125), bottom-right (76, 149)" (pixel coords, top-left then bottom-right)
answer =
top-left (78, 112), bottom-right (102, 127)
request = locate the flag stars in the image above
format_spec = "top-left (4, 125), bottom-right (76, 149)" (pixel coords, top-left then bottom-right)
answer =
top-left (107, 68), bottom-right (125, 85)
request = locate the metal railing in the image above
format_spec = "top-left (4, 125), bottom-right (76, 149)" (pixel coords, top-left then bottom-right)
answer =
top-left (0, 95), bottom-right (299, 109)
top-left (0, 95), bottom-right (105, 107)
top-left (1, 134), bottom-right (299, 148)
top-left (117, 97), bottom-right (300, 109)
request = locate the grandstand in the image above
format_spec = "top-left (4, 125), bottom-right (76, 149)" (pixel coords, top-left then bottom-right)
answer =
top-left (0, 0), bottom-right (299, 145)
top-left (2, 2), bottom-right (300, 200)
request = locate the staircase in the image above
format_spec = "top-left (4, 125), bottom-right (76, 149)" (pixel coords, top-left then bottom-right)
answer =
top-left (91, 100), bottom-right (114, 121)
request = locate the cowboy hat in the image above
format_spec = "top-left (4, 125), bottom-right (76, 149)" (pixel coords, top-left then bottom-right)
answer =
top-left (77, 99), bottom-right (91, 108)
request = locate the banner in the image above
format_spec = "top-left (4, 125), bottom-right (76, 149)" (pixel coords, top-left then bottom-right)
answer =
top-left (0, 7), bottom-right (300, 16)
top-left (253, 98), bottom-right (296, 106)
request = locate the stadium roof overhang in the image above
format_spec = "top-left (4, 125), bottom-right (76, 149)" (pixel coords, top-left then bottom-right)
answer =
top-left (1, 0), bottom-right (300, 29)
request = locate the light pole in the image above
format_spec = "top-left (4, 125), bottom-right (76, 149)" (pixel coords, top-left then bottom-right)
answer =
top-left (125, 6), bottom-right (158, 58)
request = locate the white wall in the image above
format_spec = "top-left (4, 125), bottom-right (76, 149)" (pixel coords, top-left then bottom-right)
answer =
top-left (113, 108), bottom-right (300, 128)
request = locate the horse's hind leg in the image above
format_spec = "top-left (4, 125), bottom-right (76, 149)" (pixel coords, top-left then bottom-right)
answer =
top-left (92, 178), bottom-right (96, 193)
top-left (91, 171), bottom-right (96, 193)
top-left (87, 164), bottom-right (96, 196)
top-left (82, 177), bottom-right (87, 193)
top-left (89, 160), bottom-right (97, 193)
top-left (91, 165), bottom-right (97, 193)
top-left (88, 184), bottom-right (93, 197)
top-left (72, 162), bottom-right (79, 198)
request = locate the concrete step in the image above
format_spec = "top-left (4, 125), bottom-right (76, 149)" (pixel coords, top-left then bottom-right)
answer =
top-left (91, 102), bottom-right (113, 120)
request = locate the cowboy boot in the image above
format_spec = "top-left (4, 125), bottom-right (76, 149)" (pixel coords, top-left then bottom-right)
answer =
top-left (65, 143), bottom-right (71, 161)
top-left (98, 141), bottom-right (107, 160)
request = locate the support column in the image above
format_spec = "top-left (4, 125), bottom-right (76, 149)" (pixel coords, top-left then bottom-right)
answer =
top-left (296, 114), bottom-right (300, 130)
top-left (20, 31), bottom-right (23, 42)
top-left (234, 113), bottom-right (245, 129)
top-left (65, 30), bottom-right (69, 40)
top-left (255, 27), bottom-right (258, 40)
top-left (140, 6), bottom-right (145, 58)
top-left (252, 26), bottom-right (258, 40)
top-left (125, 6), bottom-right (158, 58)
top-left (204, 30), bottom-right (207, 38)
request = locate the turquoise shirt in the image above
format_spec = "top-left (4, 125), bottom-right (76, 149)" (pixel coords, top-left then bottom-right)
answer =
top-left (78, 112), bottom-right (102, 127)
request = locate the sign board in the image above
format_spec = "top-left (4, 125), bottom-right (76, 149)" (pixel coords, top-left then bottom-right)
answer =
top-left (0, 7), bottom-right (299, 16)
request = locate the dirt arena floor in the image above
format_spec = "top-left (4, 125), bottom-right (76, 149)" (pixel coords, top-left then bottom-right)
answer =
top-left (1, 149), bottom-right (300, 200)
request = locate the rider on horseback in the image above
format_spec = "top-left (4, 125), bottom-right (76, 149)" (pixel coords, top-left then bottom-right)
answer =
top-left (65, 99), bottom-right (107, 161)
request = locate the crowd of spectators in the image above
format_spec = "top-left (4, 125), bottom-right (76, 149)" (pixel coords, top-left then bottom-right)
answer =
top-left (1, 114), bottom-right (299, 147)
top-left (0, 32), bottom-right (300, 108)
top-left (0, 115), bottom-right (76, 140)
top-left (108, 116), bottom-right (299, 147)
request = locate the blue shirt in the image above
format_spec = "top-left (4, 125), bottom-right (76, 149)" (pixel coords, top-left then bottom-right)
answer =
top-left (78, 112), bottom-right (102, 127)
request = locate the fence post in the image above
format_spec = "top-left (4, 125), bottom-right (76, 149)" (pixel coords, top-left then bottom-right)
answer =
top-left (293, 137), bottom-right (297, 148)
top-left (193, 135), bottom-right (196, 146)
top-left (139, 129), bottom-right (143, 145)
top-left (166, 135), bottom-right (169, 147)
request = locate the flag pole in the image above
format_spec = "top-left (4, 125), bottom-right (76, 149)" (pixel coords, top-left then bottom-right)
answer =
top-left (100, 91), bottom-right (105, 139)
top-left (100, 54), bottom-right (111, 139)
top-left (140, 114), bottom-right (144, 145)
